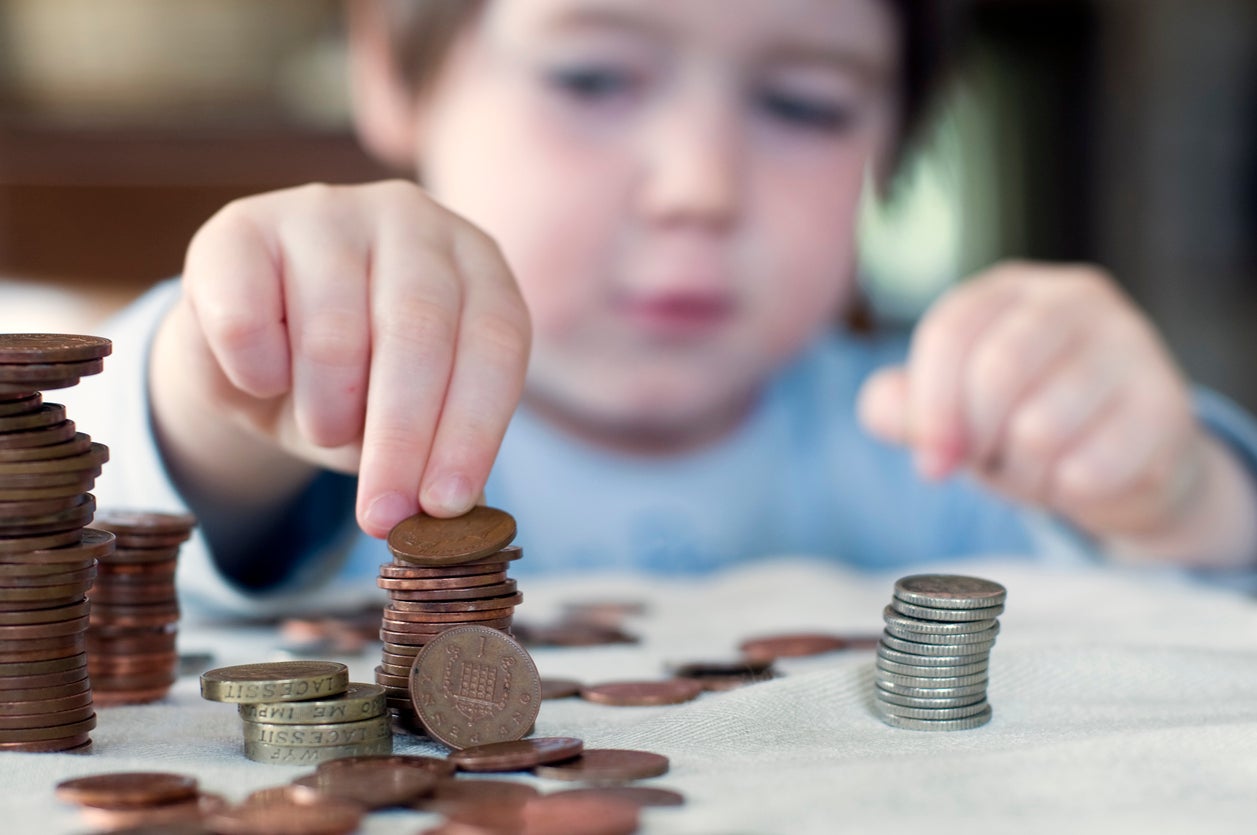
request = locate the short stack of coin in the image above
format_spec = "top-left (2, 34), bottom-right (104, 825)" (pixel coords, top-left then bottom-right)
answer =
top-left (87, 510), bottom-right (196, 705)
top-left (379, 507), bottom-right (523, 732)
top-left (0, 333), bottom-right (114, 752)
top-left (202, 661), bottom-right (393, 764)
top-left (874, 574), bottom-right (1005, 731)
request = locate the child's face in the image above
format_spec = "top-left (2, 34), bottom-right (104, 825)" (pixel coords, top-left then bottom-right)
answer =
top-left (413, 0), bottom-right (898, 446)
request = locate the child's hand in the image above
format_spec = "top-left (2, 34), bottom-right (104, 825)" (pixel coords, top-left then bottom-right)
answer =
top-left (858, 261), bottom-right (1257, 565)
top-left (150, 181), bottom-right (530, 539)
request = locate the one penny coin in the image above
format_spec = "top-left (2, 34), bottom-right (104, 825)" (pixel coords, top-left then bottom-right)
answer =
top-left (580, 680), bottom-right (703, 707)
top-left (449, 737), bottom-right (583, 772)
top-left (92, 510), bottom-right (198, 536)
top-left (290, 762), bottom-right (438, 808)
top-left (54, 771), bottom-right (198, 809)
top-left (532, 749), bottom-right (670, 783)
top-left (739, 632), bottom-right (850, 661)
top-left (409, 625), bottom-right (541, 750)
top-left (0, 334), bottom-right (112, 364)
top-left (550, 785), bottom-right (685, 808)
top-left (205, 796), bottom-right (364, 835)
top-left (416, 778), bottom-right (539, 814)
top-left (387, 507), bottom-right (516, 566)
top-left (317, 753), bottom-right (457, 778)
top-left (516, 793), bottom-right (640, 835)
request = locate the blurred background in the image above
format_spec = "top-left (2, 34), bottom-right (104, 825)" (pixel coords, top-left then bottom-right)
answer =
top-left (0, 0), bottom-right (1254, 410)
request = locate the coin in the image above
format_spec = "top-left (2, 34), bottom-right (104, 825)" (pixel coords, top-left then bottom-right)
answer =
top-left (882, 605), bottom-right (997, 636)
top-left (0, 334), bottom-right (112, 364)
top-left (874, 698), bottom-right (991, 720)
top-left (382, 591), bottom-right (523, 611)
top-left (894, 574), bottom-right (1007, 609)
top-left (513, 621), bottom-right (638, 648)
top-left (0, 434), bottom-right (93, 464)
top-left (387, 507), bottom-right (516, 566)
top-left (0, 442), bottom-right (107, 476)
top-left (376, 567), bottom-right (508, 587)
top-left (874, 689), bottom-right (988, 712)
top-left (416, 778), bottom-right (539, 814)
top-left (739, 633), bottom-right (850, 661)
top-left (0, 393), bottom-right (40, 415)
top-left (377, 580), bottom-right (518, 601)
top-left (513, 793), bottom-right (641, 835)
top-left (55, 771), bottom-right (199, 809)
top-left (450, 737), bottom-right (583, 772)
top-left (879, 634), bottom-right (996, 657)
top-left (0, 358), bottom-right (103, 383)
top-left (240, 716), bottom-right (391, 747)
top-left (883, 620), bottom-right (1000, 645)
top-left (205, 796), bottom-right (364, 835)
top-left (0, 420), bottom-right (78, 450)
top-left (580, 680), bottom-right (703, 707)
top-left (532, 749), bottom-right (670, 783)
top-left (409, 625), bottom-right (541, 750)
top-left (291, 763), bottom-right (438, 808)
top-left (92, 510), bottom-right (198, 536)
top-left (243, 736), bottom-right (393, 765)
top-left (0, 403), bottom-right (65, 433)
top-left (0, 712), bottom-right (95, 742)
top-left (890, 598), bottom-right (1004, 622)
top-left (200, 661), bottom-right (349, 703)
top-left (876, 703), bottom-right (994, 730)
top-left (238, 683), bottom-right (387, 725)
top-left (317, 754), bottom-right (456, 778)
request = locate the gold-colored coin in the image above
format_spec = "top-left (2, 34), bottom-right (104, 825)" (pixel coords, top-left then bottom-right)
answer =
top-left (237, 682), bottom-right (386, 725)
top-left (199, 661), bottom-right (348, 704)
top-left (240, 715), bottom-right (391, 747)
top-left (243, 737), bottom-right (392, 765)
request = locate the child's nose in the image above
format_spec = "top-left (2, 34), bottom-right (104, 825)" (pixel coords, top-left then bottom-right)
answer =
top-left (637, 94), bottom-right (742, 230)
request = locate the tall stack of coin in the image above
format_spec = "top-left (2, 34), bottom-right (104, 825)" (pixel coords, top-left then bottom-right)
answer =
top-left (874, 574), bottom-right (1005, 731)
top-left (0, 334), bottom-right (113, 752)
top-left (201, 661), bottom-right (392, 764)
top-left (379, 508), bottom-right (523, 732)
top-left (87, 510), bottom-right (196, 705)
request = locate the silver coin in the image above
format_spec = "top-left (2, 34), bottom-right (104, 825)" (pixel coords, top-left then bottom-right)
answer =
top-left (893, 575), bottom-right (1007, 609)
top-left (875, 687), bottom-right (986, 709)
top-left (875, 698), bottom-right (990, 721)
top-left (874, 678), bottom-right (989, 699)
top-left (882, 606), bottom-right (998, 636)
top-left (884, 618), bottom-right (1000, 643)
top-left (876, 703), bottom-right (993, 731)
top-left (879, 632), bottom-right (996, 657)
top-left (876, 668), bottom-right (989, 688)
top-left (890, 598), bottom-right (1004, 622)
top-left (878, 642), bottom-right (994, 668)
top-left (875, 657), bottom-right (990, 678)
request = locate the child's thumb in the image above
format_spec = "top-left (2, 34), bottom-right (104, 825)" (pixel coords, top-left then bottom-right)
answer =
top-left (857, 367), bottom-right (910, 446)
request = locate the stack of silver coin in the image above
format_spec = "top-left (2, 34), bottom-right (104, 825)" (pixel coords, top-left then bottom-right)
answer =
top-left (874, 574), bottom-right (1005, 731)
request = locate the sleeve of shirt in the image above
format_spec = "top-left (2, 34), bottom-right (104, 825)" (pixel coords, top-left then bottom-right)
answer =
top-left (59, 280), bottom-right (367, 619)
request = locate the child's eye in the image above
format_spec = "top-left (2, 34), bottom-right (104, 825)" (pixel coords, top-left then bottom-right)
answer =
top-left (547, 67), bottom-right (637, 101)
top-left (757, 88), bottom-right (857, 132)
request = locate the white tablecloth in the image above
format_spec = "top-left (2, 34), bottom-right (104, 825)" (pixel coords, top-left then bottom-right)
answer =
top-left (2, 557), bottom-right (1256, 835)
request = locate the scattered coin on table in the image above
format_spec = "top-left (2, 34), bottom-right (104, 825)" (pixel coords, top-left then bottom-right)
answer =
top-left (532, 749), bottom-right (671, 783)
top-left (550, 785), bottom-right (686, 808)
top-left (448, 736), bottom-right (584, 772)
top-left (580, 679), bottom-right (704, 707)
top-left (290, 760), bottom-right (439, 809)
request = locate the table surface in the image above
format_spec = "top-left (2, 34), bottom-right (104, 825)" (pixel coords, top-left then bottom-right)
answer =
top-left (2, 556), bottom-right (1256, 835)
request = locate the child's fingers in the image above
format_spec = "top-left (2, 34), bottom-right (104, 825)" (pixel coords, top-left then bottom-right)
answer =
top-left (278, 195), bottom-right (372, 449)
top-left (419, 228), bottom-right (530, 518)
top-left (356, 230), bottom-right (464, 538)
top-left (183, 202), bottom-right (291, 400)
top-left (907, 275), bottom-right (1021, 478)
top-left (856, 367), bottom-right (910, 445)
top-left (962, 295), bottom-right (1087, 468)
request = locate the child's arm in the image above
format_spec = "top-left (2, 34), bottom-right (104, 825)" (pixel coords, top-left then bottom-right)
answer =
top-left (857, 261), bottom-right (1257, 569)
top-left (148, 181), bottom-right (530, 560)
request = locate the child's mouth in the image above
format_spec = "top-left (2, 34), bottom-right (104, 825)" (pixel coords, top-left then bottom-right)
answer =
top-left (616, 292), bottom-right (735, 338)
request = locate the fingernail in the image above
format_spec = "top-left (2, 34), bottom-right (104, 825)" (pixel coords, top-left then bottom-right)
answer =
top-left (422, 474), bottom-right (474, 516)
top-left (363, 491), bottom-right (413, 535)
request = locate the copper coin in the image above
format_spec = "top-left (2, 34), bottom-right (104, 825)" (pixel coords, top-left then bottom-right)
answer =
top-left (0, 598), bottom-right (88, 624)
top-left (87, 634), bottom-right (178, 654)
top-left (540, 678), bottom-right (583, 700)
top-left (0, 650), bottom-right (87, 676)
top-left (383, 608), bottom-right (514, 624)
top-left (317, 754), bottom-right (457, 778)
top-left (409, 625), bottom-right (541, 750)
top-left (551, 786), bottom-right (685, 808)
top-left (0, 633), bottom-right (85, 653)
top-left (383, 615), bottom-right (512, 634)
top-left (0, 613), bottom-right (89, 639)
top-left (373, 667), bottom-right (412, 690)
top-left (92, 671), bottom-right (178, 690)
top-left (384, 591), bottom-right (523, 611)
top-left (377, 567), bottom-right (508, 587)
top-left (0, 392), bottom-right (40, 415)
top-left (0, 357), bottom-right (104, 382)
top-left (0, 481), bottom-right (94, 500)
top-left (0, 566), bottom-right (96, 588)
top-left (0, 713), bottom-right (95, 742)
top-left (516, 793), bottom-right (640, 835)
top-left (0, 441), bottom-right (107, 475)
top-left (0, 731), bottom-right (91, 751)
top-left (0, 467), bottom-right (101, 489)
top-left (54, 770), bottom-right (197, 809)
top-left (0, 556), bottom-right (95, 577)
top-left (580, 680), bottom-right (703, 707)
top-left (0, 529), bottom-right (84, 554)
top-left (387, 507), bottom-right (517, 566)
top-left (388, 555), bottom-right (517, 577)
top-left (0, 664), bottom-right (86, 689)
top-left (378, 575), bottom-right (512, 594)
top-left (242, 786), bottom-right (318, 807)
top-left (532, 749), bottom-right (670, 783)
top-left (388, 580), bottom-right (518, 602)
top-left (99, 547), bottom-right (183, 565)
top-left (106, 532), bottom-right (194, 549)
top-left (668, 657), bottom-right (775, 677)
top-left (93, 509), bottom-right (197, 535)
top-left (92, 687), bottom-right (173, 707)
top-left (0, 334), bottom-right (112, 364)
top-left (0, 420), bottom-right (78, 449)
top-left (206, 797), bottom-right (364, 835)
top-left (378, 663), bottom-right (416, 678)
top-left (0, 676), bottom-right (91, 702)
top-left (416, 778), bottom-right (539, 813)
top-left (0, 641), bottom-right (85, 661)
top-left (78, 793), bottom-right (226, 830)
top-left (89, 606), bottom-right (180, 628)
top-left (0, 702), bottom-right (94, 730)
top-left (89, 652), bottom-right (179, 674)
top-left (291, 763), bottom-right (438, 808)
top-left (0, 433), bottom-right (92, 463)
top-left (513, 622), bottom-right (637, 648)
top-left (380, 649), bottom-right (420, 666)
top-left (0, 580), bottom-right (94, 601)
top-left (739, 632), bottom-right (851, 661)
top-left (450, 737), bottom-right (583, 772)
top-left (0, 597), bottom-right (87, 614)
top-left (0, 491), bottom-right (87, 518)
top-left (21, 528), bottom-right (116, 563)
top-left (381, 644), bottom-right (423, 660)
top-left (90, 585), bottom-right (177, 606)
top-left (0, 403), bottom-right (65, 432)
top-left (0, 377), bottom-right (82, 394)
top-left (0, 506), bottom-right (96, 537)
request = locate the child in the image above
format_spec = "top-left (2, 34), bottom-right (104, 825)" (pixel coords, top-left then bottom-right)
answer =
top-left (70, 0), bottom-right (1257, 614)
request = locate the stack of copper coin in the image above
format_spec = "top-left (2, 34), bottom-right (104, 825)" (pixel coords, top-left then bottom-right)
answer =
top-left (0, 333), bottom-right (114, 752)
top-left (378, 507), bottom-right (523, 732)
top-left (86, 510), bottom-right (196, 705)
top-left (201, 661), bottom-right (393, 765)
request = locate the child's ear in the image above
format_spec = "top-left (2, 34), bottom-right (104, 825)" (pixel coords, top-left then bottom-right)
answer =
top-left (346, 0), bottom-right (422, 172)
